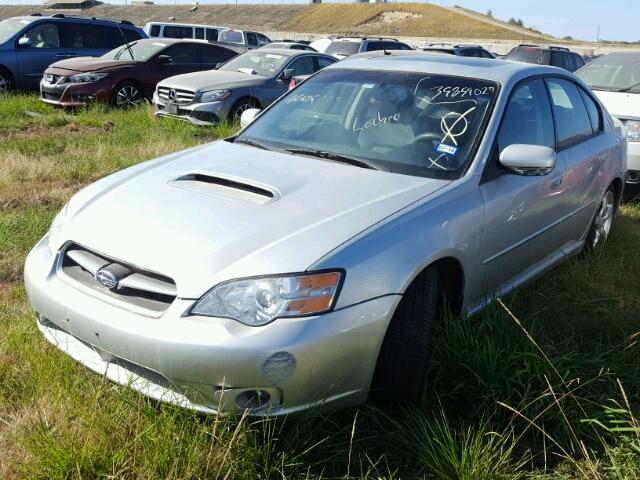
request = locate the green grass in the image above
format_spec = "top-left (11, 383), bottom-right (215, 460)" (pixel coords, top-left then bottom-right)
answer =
top-left (2, 94), bottom-right (640, 479)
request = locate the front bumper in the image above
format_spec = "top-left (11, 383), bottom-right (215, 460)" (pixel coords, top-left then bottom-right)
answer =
top-left (40, 78), bottom-right (110, 107)
top-left (153, 92), bottom-right (231, 126)
top-left (24, 236), bottom-right (399, 415)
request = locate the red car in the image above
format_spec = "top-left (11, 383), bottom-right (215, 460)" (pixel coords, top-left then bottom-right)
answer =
top-left (40, 38), bottom-right (242, 107)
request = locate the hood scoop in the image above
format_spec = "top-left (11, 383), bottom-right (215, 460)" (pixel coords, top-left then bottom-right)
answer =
top-left (170, 173), bottom-right (277, 205)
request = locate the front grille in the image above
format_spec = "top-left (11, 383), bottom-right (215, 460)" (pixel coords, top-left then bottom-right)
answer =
top-left (42, 91), bottom-right (62, 101)
top-left (60, 243), bottom-right (177, 313)
top-left (157, 86), bottom-right (196, 105)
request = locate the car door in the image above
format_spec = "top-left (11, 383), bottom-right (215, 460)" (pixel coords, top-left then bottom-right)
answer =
top-left (15, 21), bottom-right (67, 88)
top-left (159, 43), bottom-right (204, 77)
top-left (479, 78), bottom-right (570, 297)
top-left (60, 22), bottom-right (111, 59)
top-left (270, 55), bottom-right (317, 102)
top-left (545, 77), bottom-right (611, 240)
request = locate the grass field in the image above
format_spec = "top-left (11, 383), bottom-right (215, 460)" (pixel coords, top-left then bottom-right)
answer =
top-left (2, 95), bottom-right (640, 479)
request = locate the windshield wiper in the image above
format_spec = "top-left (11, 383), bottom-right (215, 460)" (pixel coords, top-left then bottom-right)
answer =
top-left (285, 148), bottom-right (380, 170)
top-left (234, 138), bottom-right (271, 150)
top-left (614, 81), bottom-right (640, 93)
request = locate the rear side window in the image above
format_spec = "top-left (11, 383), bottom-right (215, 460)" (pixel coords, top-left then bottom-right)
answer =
top-left (123, 28), bottom-right (143, 43)
top-left (195, 27), bottom-right (204, 40)
top-left (505, 47), bottom-right (543, 64)
top-left (257, 34), bottom-right (271, 46)
top-left (550, 51), bottom-right (567, 70)
top-left (365, 41), bottom-right (383, 52)
top-left (546, 78), bottom-right (594, 148)
top-left (205, 28), bottom-right (218, 41)
top-left (150, 25), bottom-right (160, 37)
top-left (246, 32), bottom-right (257, 46)
top-left (316, 56), bottom-right (335, 69)
top-left (574, 53), bottom-right (585, 70)
top-left (61, 23), bottom-right (115, 49)
top-left (578, 88), bottom-right (603, 133)
top-left (200, 45), bottom-right (236, 64)
top-left (221, 30), bottom-right (243, 44)
top-left (498, 79), bottom-right (555, 153)
top-left (162, 26), bottom-right (193, 39)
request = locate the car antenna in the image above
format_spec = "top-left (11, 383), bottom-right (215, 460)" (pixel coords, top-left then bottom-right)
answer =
top-left (113, 20), bottom-right (135, 61)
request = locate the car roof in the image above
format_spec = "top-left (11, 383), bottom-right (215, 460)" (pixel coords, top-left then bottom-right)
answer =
top-left (254, 48), bottom-right (322, 57)
top-left (330, 53), bottom-right (563, 83)
top-left (13, 14), bottom-right (137, 27)
top-left (135, 38), bottom-right (216, 46)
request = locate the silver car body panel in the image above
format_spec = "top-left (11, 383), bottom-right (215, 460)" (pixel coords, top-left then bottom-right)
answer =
top-left (25, 55), bottom-right (626, 414)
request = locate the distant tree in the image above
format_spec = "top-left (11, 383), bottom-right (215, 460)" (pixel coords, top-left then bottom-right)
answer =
top-left (486, 9), bottom-right (492, 17)
top-left (508, 17), bottom-right (516, 24)
top-left (563, 35), bottom-right (574, 40)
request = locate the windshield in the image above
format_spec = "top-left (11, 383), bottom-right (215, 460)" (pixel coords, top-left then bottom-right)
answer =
top-left (577, 53), bottom-right (640, 92)
top-left (325, 41), bottom-right (361, 56)
top-left (102, 40), bottom-right (167, 61)
top-left (504, 47), bottom-right (544, 64)
top-left (0, 18), bottom-right (32, 44)
top-left (220, 30), bottom-right (243, 44)
top-left (236, 69), bottom-right (498, 179)
top-left (218, 51), bottom-right (288, 77)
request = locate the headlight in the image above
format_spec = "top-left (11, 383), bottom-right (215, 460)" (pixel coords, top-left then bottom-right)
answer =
top-left (200, 89), bottom-right (231, 103)
top-left (190, 270), bottom-right (344, 326)
top-left (68, 73), bottom-right (108, 83)
top-left (626, 120), bottom-right (640, 142)
top-left (47, 203), bottom-right (68, 254)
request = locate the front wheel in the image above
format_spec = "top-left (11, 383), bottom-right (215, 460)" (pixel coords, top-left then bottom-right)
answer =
top-left (585, 185), bottom-right (616, 251)
top-left (112, 82), bottom-right (144, 108)
top-left (370, 267), bottom-right (442, 404)
top-left (0, 71), bottom-right (11, 94)
top-left (230, 98), bottom-right (258, 122)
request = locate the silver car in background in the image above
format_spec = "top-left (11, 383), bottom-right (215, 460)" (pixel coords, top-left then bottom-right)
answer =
top-left (153, 49), bottom-right (336, 124)
top-left (25, 55), bottom-right (625, 416)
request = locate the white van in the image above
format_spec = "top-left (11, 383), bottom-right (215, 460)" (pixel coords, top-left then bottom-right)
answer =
top-left (218, 29), bottom-right (271, 49)
top-left (144, 22), bottom-right (227, 42)
top-left (577, 52), bottom-right (640, 184)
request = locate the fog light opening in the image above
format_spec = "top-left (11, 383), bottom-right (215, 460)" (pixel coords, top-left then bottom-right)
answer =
top-left (627, 171), bottom-right (640, 184)
top-left (234, 389), bottom-right (271, 412)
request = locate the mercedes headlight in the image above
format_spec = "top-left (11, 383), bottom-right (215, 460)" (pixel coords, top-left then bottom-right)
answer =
top-left (47, 203), bottom-right (68, 254)
top-left (200, 89), bottom-right (231, 103)
top-left (191, 271), bottom-right (344, 326)
top-left (68, 72), bottom-right (108, 83)
top-left (626, 120), bottom-right (640, 142)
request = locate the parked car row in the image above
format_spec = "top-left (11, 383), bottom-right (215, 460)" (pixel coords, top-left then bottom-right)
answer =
top-left (0, 13), bottom-right (274, 92)
top-left (25, 52), bottom-right (626, 415)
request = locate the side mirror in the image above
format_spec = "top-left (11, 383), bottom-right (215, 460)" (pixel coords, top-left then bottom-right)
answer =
top-left (157, 54), bottom-right (172, 65)
top-left (279, 68), bottom-right (295, 81)
top-left (499, 144), bottom-right (556, 175)
top-left (240, 108), bottom-right (261, 128)
top-left (18, 37), bottom-right (32, 47)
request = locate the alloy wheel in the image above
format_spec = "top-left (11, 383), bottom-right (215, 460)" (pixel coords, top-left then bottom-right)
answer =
top-left (592, 189), bottom-right (615, 248)
top-left (116, 85), bottom-right (143, 107)
top-left (233, 102), bottom-right (254, 120)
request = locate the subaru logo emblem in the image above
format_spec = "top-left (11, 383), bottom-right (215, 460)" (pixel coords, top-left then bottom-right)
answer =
top-left (168, 89), bottom-right (177, 103)
top-left (96, 268), bottom-right (118, 290)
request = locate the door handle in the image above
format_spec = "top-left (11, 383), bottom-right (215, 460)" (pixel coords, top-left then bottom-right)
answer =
top-left (55, 53), bottom-right (77, 58)
top-left (550, 175), bottom-right (563, 189)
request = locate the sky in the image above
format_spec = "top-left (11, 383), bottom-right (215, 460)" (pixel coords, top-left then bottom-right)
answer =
top-left (0, 0), bottom-right (635, 42)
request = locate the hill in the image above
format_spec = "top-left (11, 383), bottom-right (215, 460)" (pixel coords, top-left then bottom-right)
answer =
top-left (0, 3), bottom-right (552, 41)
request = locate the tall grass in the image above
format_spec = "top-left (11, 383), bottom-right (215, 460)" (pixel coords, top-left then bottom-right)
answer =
top-left (1, 95), bottom-right (640, 478)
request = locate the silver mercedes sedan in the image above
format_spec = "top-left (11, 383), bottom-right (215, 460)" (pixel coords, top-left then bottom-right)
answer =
top-left (25, 55), bottom-right (626, 415)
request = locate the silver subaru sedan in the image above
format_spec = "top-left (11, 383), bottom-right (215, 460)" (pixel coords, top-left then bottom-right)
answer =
top-left (25, 55), bottom-right (626, 415)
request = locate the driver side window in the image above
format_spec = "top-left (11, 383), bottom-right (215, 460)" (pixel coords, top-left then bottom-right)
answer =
top-left (497, 79), bottom-right (555, 154)
top-left (287, 56), bottom-right (315, 77)
top-left (21, 23), bottom-right (60, 49)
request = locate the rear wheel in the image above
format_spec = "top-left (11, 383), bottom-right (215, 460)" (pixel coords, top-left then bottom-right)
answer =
top-left (585, 185), bottom-right (616, 251)
top-left (371, 267), bottom-right (442, 404)
top-left (112, 82), bottom-right (144, 108)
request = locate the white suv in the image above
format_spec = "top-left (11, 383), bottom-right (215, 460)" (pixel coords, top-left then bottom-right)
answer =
top-left (324, 37), bottom-right (412, 59)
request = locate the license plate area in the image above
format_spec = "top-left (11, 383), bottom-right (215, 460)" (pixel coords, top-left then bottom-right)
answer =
top-left (165, 103), bottom-right (178, 115)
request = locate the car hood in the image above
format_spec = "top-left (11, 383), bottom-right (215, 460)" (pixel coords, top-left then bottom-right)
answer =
top-left (47, 57), bottom-right (139, 74)
top-left (158, 70), bottom-right (268, 93)
top-left (58, 141), bottom-right (449, 298)
top-left (593, 90), bottom-right (640, 121)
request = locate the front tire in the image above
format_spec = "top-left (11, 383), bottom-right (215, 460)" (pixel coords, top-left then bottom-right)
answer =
top-left (585, 185), bottom-right (616, 251)
top-left (0, 71), bottom-right (12, 94)
top-left (112, 81), bottom-right (144, 108)
top-left (371, 267), bottom-right (442, 404)
top-left (230, 98), bottom-right (258, 121)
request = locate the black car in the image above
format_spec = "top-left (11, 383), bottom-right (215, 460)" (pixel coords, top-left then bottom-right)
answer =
top-left (421, 43), bottom-right (495, 58)
top-left (504, 44), bottom-right (585, 72)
